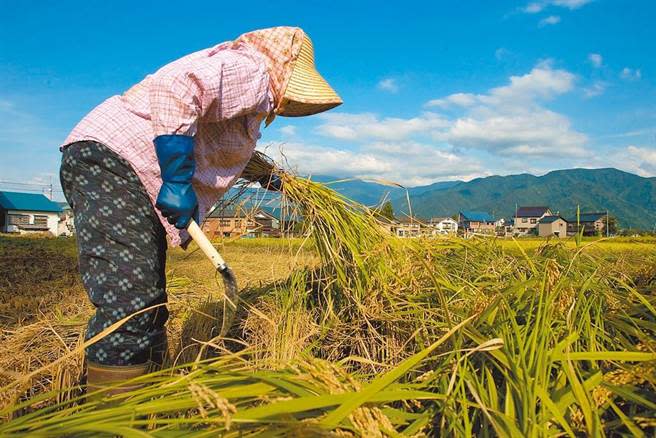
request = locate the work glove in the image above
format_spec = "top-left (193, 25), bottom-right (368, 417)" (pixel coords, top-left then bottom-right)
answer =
top-left (257, 174), bottom-right (284, 192)
top-left (154, 135), bottom-right (199, 229)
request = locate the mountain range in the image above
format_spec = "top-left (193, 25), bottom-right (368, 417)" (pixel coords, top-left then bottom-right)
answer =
top-left (319, 168), bottom-right (656, 230)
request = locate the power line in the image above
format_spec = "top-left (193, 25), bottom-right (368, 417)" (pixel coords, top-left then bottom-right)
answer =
top-left (0, 179), bottom-right (64, 200)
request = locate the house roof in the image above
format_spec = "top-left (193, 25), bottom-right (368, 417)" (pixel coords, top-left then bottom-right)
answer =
top-left (429, 216), bottom-right (455, 223)
top-left (460, 211), bottom-right (495, 222)
top-left (0, 191), bottom-right (62, 213)
top-left (207, 205), bottom-right (250, 218)
top-left (262, 207), bottom-right (302, 222)
top-left (515, 206), bottom-right (550, 218)
top-left (539, 215), bottom-right (567, 224)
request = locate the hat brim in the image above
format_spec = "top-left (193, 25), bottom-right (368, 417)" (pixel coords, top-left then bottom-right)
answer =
top-left (279, 36), bottom-right (342, 117)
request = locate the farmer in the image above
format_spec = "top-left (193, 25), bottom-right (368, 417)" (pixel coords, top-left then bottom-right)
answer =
top-left (59, 26), bottom-right (342, 394)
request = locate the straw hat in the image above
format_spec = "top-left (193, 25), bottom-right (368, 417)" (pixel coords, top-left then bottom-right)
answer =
top-left (278, 35), bottom-right (342, 117)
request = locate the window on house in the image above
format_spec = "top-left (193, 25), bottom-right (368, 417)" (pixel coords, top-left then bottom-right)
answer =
top-left (8, 214), bottom-right (29, 225)
top-left (219, 219), bottom-right (231, 227)
top-left (34, 215), bottom-right (48, 227)
top-left (522, 218), bottom-right (528, 223)
top-left (530, 218), bottom-right (537, 224)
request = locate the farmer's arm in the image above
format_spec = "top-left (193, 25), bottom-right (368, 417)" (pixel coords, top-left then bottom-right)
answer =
top-left (149, 50), bottom-right (271, 228)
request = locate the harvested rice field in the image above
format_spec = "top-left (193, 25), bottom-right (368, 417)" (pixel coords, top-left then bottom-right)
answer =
top-left (0, 174), bottom-right (655, 436)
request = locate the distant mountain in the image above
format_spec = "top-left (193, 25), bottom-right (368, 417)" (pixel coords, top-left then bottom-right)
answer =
top-left (224, 168), bottom-right (654, 230)
top-left (311, 176), bottom-right (461, 207)
top-left (390, 168), bottom-right (656, 230)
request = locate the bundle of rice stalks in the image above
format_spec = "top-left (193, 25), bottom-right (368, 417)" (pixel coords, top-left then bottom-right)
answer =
top-left (245, 152), bottom-right (396, 299)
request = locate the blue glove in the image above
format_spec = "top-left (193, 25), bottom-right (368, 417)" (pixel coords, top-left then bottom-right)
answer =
top-left (154, 135), bottom-right (199, 229)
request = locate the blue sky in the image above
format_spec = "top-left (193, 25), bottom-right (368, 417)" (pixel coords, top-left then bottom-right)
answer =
top-left (1, 0), bottom-right (654, 198)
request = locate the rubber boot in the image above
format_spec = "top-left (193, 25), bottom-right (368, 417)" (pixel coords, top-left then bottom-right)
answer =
top-left (86, 361), bottom-right (150, 402)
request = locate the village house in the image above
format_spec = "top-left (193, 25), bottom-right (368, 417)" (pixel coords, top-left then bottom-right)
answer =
top-left (0, 191), bottom-right (66, 236)
top-left (458, 211), bottom-right (496, 236)
top-left (395, 218), bottom-right (422, 238)
top-left (513, 206), bottom-right (553, 236)
top-left (428, 217), bottom-right (458, 235)
top-left (567, 212), bottom-right (610, 236)
top-left (376, 216), bottom-right (399, 235)
top-left (538, 215), bottom-right (568, 238)
top-left (202, 206), bottom-right (280, 239)
top-left (261, 206), bottom-right (303, 237)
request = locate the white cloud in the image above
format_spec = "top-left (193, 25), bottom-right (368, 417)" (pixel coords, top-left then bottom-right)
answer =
top-left (377, 78), bottom-right (399, 93)
top-left (429, 61), bottom-right (575, 111)
top-left (286, 62), bottom-right (590, 184)
top-left (583, 81), bottom-right (607, 98)
top-left (427, 61), bottom-right (587, 157)
top-left (623, 145), bottom-right (656, 176)
top-left (523, 2), bottom-right (545, 13)
top-left (620, 67), bottom-right (642, 81)
top-left (279, 125), bottom-right (297, 136)
top-left (426, 93), bottom-right (477, 108)
top-left (552, 0), bottom-right (592, 9)
top-left (539, 15), bottom-right (561, 26)
top-left (443, 110), bottom-right (588, 157)
top-left (264, 141), bottom-right (483, 186)
top-left (588, 53), bottom-right (603, 68)
top-left (522, 0), bottom-right (592, 13)
top-left (321, 62), bottom-right (585, 161)
top-left (317, 112), bottom-right (449, 141)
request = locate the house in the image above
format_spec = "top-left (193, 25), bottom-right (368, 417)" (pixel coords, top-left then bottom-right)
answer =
top-left (458, 211), bottom-right (496, 236)
top-left (260, 206), bottom-right (303, 237)
top-left (377, 216), bottom-right (399, 235)
top-left (567, 212), bottom-right (609, 236)
top-left (538, 215), bottom-right (568, 238)
top-left (395, 218), bottom-right (422, 238)
top-left (428, 217), bottom-right (458, 235)
top-left (503, 218), bottom-right (515, 236)
top-left (0, 191), bottom-right (64, 236)
top-left (202, 206), bottom-right (279, 238)
top-left (513, 206), bottom-right (553, 235)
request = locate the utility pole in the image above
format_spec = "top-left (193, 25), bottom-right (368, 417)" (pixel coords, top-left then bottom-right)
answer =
top-left (606, 209), bottom-right (609, 237)
top-left (49, 176), bottom-right (53, 200)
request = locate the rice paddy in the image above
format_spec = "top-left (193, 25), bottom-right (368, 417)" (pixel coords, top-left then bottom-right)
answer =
top-left (0, 161), bottom-right (654, 436)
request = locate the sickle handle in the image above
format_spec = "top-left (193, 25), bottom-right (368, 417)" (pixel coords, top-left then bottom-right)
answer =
top-left (186, 219), bottom-right (228, 271)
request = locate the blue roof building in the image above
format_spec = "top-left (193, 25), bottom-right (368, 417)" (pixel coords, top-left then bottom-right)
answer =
top-left (459, 211), bottom-right (495, 223)
top-left (0, 191), bottom-right (65, 235)
top-left (0, 191), bottom-right (62, 213)
top-left (458, 210), bottom-right (496, 236)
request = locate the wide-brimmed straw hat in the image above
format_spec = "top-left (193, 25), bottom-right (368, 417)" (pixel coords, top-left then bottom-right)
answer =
top-left (278, 35), bottom-right (342, 117)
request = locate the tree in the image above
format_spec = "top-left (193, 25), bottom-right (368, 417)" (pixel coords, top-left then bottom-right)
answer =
top-left (378, 201), bottom-right (395, 221)
top-left (606, 215), bottom-right (618, 235)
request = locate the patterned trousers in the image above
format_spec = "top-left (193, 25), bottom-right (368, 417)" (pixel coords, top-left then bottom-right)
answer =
top-left (60, 141), bottom-right (168, 366)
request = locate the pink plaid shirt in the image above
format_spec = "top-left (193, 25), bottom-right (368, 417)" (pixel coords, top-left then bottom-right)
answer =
top-left (63, 27), bottom-right (305, 246)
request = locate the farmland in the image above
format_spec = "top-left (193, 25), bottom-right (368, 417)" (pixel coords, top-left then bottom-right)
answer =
top-left (0, 222), bottom-right (655, 435)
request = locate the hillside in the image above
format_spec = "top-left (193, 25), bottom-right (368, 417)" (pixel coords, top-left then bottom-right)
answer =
top-left (311, 176), bottom-right (460, 206)
top-left (390, 168), bottom-right (655, 230)
top-left (227, 168), bottom-right (654, 230)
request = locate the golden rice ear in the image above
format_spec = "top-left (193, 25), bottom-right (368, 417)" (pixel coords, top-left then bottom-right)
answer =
top-left (280, 35), bottom-right (342, 117)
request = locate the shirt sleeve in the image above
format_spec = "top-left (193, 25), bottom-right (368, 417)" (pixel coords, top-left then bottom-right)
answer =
top-left (149, 48), bottom-right (271, 137)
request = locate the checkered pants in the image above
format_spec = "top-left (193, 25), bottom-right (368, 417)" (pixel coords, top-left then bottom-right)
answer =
top-left (60, 141), bottom-right (168, 366)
